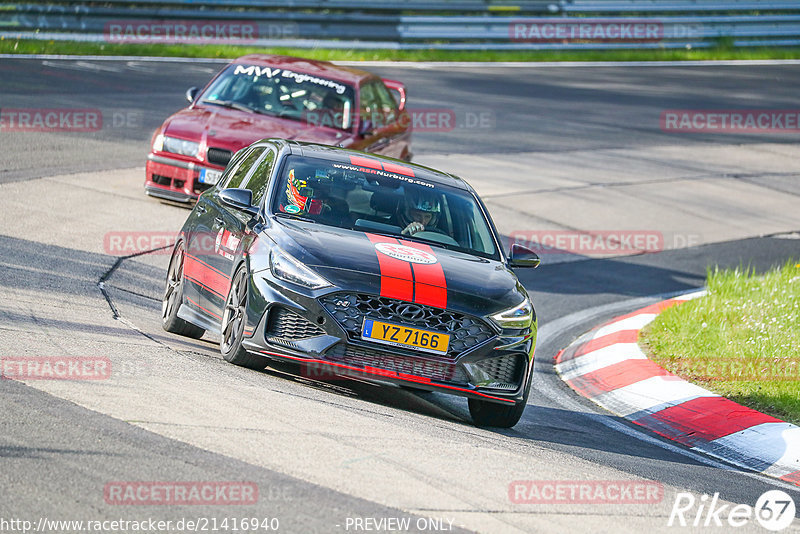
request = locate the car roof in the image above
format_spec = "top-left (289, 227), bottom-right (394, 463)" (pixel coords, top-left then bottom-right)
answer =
top-left (232, 54), bottom-right (374, 85)
top-left (271, 140), bottom-right (470, 191)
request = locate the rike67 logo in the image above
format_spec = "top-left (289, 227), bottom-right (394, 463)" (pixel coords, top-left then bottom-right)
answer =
top-left (669, 490), bottom-right (796, 531)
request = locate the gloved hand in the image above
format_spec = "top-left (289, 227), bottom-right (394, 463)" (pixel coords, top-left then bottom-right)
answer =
top-left (401, 222), bottom-right (424, 236)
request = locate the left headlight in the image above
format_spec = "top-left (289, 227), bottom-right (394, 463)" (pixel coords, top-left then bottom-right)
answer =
top-left (160, 136), bottom-right (200, 157)
top-left (490, 297), bottom-right (533, 329)
top-left (270, 247), bottom-right (331, 290)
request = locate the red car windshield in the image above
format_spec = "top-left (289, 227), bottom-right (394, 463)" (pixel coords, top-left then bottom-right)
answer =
top-left (198, 64), bottom-right (356, 131)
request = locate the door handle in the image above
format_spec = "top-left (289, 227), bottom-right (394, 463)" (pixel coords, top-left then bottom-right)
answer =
top-left (196, 204), bottom-right (206, 214)
top-left (214, 217), bottom-right (224, 227)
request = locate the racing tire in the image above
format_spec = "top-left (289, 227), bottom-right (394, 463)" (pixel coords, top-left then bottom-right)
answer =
top-left (162, 241), bottom-right (206, 339)
top-left (220, 265), bottom-right (267, 370)
top-left (468, 382), bottom-right (530, 428)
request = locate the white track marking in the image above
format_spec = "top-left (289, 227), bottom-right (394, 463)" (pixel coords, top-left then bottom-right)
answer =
top-left (535, 293), bottom-right (800, 492)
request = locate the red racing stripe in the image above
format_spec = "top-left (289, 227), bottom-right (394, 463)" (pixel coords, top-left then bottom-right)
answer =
top-left (366, 233), bottom-right (414, 301)
top-left (258, 349), bottom-right (515, 403)
top-left (632, 396), bottom-right (782, 446)
top-left (350, 155), bottom-right (382, 169)
top-left (401, 240), bottom-right (447, 309)
top-left (382, 162), bottom-right (414, 177)
top-left (184, 254), bottom-right (230, 298)
top-left (186, 296), bottom-right (222, 320)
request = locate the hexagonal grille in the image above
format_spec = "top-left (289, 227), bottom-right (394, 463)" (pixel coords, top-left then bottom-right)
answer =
top-left (266, 307), bottom-right (325, 340)
top-left (319, 293), bottom-right (496, 358)
top-left (475, 354), bottom-right (524, 388)
top-left (325, 344), bottom-right (469, 384)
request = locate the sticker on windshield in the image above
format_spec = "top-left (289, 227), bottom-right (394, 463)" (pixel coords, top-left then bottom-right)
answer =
top-left (233, 65), bottom-right (281, 78)
top-left (374, 243), bottom-right (438, 264)
top-left (232, 65), bottom-right (348, 95)
top-left (330, 163), bottom-right (433, 188)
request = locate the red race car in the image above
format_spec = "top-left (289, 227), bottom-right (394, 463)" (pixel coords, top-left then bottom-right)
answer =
top-left (145, 54), bottom-right (412, 203)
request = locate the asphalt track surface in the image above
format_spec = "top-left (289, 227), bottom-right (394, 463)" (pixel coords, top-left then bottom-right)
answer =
top-left (1, 59), bottom-right (799, 533)
top-left (2, 59), bottom-right (800, 182)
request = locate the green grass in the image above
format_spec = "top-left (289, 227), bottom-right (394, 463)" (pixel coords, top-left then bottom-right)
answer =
top-left (640, 260), bottom-right (800, 425)
top-left (2, 37), bottom-right (800, 61)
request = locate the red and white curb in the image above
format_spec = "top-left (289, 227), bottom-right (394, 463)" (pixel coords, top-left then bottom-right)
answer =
top-left (555, 290), bottom-right (800, 487)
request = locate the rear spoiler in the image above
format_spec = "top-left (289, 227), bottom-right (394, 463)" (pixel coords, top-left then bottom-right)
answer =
top-left (381, 78), bottom-right (407, 111)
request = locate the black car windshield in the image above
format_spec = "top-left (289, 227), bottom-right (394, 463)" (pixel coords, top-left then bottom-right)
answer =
top-left (271, 155), bottom-right (499, 259)
top-left (199, 64), bottom-right (356, 131)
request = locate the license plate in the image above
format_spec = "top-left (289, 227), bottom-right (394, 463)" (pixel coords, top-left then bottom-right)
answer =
top-left (361, 318), bottom-right (450, 355)
top-left (199, 168), bottom-right (221, 185)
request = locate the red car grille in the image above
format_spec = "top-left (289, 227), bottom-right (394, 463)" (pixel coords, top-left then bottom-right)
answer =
top-left (207, 147), bottom-right (233, 167)
top-left (152, 173), bottom-right (184, 190)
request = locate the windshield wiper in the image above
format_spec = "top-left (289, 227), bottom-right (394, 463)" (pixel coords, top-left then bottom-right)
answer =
top-left (200, 99), bottom-right (254, 113)
top-left (397, 232), bottom-right (462, 253)
top-left (273, 212), bottom-right (316, 224)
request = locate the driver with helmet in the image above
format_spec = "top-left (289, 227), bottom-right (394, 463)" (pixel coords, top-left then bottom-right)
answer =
top-left (283, 168), bottom-right (349, 225)
top-left (398, 189), bottom-right (442, 236)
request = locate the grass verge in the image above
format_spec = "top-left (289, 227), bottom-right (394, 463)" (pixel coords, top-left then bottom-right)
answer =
top-left (639, 260), bottom-right (800, 425)
top-left (2, 38), bottom-right (800, 62)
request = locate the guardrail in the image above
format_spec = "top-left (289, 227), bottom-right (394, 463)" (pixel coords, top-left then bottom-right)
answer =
top-left (1, 1), bottom-right (799, 50)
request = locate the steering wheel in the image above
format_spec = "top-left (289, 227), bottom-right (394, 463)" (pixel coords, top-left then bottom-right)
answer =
top-left (414, 231), bottom-right (459, 246)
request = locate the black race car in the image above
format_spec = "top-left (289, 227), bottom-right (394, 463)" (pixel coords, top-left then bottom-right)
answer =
top-left (162, 139), bottom-right (540, 427)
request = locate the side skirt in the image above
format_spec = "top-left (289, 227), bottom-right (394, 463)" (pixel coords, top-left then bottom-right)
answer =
top-left (177, 302), bottom-right (221, 335)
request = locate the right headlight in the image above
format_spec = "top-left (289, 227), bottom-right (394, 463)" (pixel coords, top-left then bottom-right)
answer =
top-left (270, 247), bottom-right (331, 290)
top-left (159, 135), bottom-right (200, 157)
top-left (490, 298), bottom-right (533, 329)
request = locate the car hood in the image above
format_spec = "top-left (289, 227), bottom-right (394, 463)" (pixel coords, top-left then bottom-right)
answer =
top-left (270, 218), bottom-right (525, 317)
top-left (163, 106), bottom-right (351, 154)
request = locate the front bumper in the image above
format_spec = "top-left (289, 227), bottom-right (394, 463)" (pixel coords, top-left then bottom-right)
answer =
top-left (240, 275), bottom-right (535, 406)
top-left (144, 153), bottom-right (221, 203)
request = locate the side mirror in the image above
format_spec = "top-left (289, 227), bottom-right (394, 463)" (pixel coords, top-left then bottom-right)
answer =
top-left (508, 243), bottom-right (540, 268)
top-left (381, 78), bottom-right (407, 112)
top-left (219, 188), bottom-right (258, 216)
top-left (358, 118), bottom-right (374, 137)
top-left (186, 87), bottom-right (199, 103)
